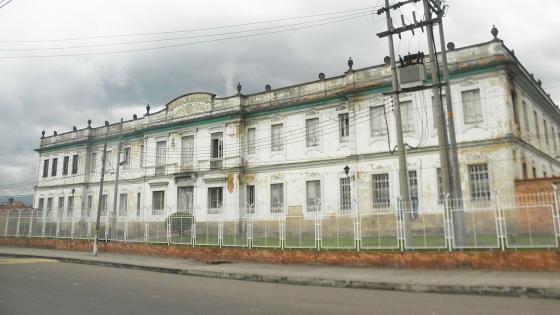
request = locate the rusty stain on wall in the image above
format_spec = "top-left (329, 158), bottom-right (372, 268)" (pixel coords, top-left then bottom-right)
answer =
top-left (226, 174), bottom-right (235, 193)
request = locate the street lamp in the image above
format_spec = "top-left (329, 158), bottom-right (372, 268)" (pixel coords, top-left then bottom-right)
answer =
top-left (344, 165), bottom-right (350, 178)
top-left (71, 188), bottom-right (75, 195)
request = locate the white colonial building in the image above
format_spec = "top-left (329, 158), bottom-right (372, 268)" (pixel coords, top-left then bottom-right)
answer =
top-left (33, 36), bottom-right (560, 223)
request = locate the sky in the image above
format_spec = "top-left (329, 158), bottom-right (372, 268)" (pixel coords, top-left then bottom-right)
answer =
top-left (0, 0), bottom-right (559, 199)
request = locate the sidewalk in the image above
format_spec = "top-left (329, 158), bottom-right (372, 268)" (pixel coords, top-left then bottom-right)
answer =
top-left (1, 246), bottom-right (559, 299)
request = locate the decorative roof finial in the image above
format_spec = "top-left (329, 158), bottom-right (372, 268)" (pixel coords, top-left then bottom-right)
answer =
top-left (73, 126), bottom-right (77, 131)
top-left (347, 57), bottom-right (353, 71)
top-left (265, 84), bottom-right (271, 92)
top-left (53, 131), bottom-right (57, 136)
top-left (133, 114), bottom-right (137, 120)
top-left (104, 121), bottom-right (109, 127)
top-left (146, 104), bottom-right (150, 115)
top-left (87, 119), bottom-right (92, 128)
top-left (318, 72), bottom-right (325, 80)
top-left (236, 82), bottom-right (242, 95)
top-left (491, 25), bottom-right (499, 40)
top-left (41, 130), bottom-right (45, 138)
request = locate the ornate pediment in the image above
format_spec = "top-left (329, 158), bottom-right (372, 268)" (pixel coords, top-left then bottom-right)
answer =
top-left (167, 93), bottom-right (215, 119)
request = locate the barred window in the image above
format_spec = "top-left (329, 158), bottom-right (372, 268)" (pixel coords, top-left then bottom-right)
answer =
top-left (62, 156), bottom-right (69, 175)
top-left (207, 187), bottom-right (223, 214)
top-left (66, 196), bottom-right (74, 218)
top-left (152, 191), bottom-right (165, 215)
top-left (400, 101), bottom-right (415, 133)
top-left (247, 128), bottom-right (256, 155)
top-left (177, 187), bottom-right (193, 214)
top-left (37, 198), bottom-right (44, 214)
top-left (136, 193), bottom-right (142, 217)
top-left (271, 124), bottom-right (284, 152)
top-left (552, 126), bottom-right (557, 151)
top-left (372, 173), bottom-right (390, 209)
top-left (306, 180), bottom-right (321, 212)
top-left (246, 185), bottom-right (255, 214)
top-left (46, 198), bottom-right (53, 217)
top-left (340, 178), bottom-right (351, 213)
top-left (306, 118), bottom-right (320, 147)
top-left (462, 89), bottom-right (483, 124)
top-left (370, 106), bottom-right (387, 136)
top-left (58, 197), bottom-right (65, 218)
top-left (119, 193), bottom-right (127, 216)
top-left (468, 164), bottom-right (491, 201)
top-left (87, 195), bottom-right (93, 217)
top-left (339, 113), bottom-right (350, 142)
top-left (408, 170), bottom-right (419, 214)
top-left (181, 136), bottom-right (194, 168)
top-left (270, 183), bottom-right (284, 213)
top-left (100, 194), bottom-right (108, 216)
top-left (522, 162), bottom-right (528, 180)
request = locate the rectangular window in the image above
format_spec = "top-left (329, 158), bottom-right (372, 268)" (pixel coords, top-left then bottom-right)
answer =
top-left (553, 127), bottom-right (557, 151)
top-left (210, 132), bottom-right (223, 170)
top-left (544, 120), bottom-right (549, 145)
top-left (37, 198), bottom-right (44, 213)
top-left (51, 158), bottom-right (58, 176)
top-left (90, 152), bottom-right (97, 173)
top-left (62, 156), bottom-right (69, 176)
top-left (122, 147), bottom-right (131, 169)
top-left (58, 197), bottom-right (65, 218)
top-left (71, 154), bottom-right (78, 174)
top-left (136, 193), bottom-right (141, 217)
top-left (86, 195), bottom-right (93, 217)
top-left (339, 113), bottom-right (350, 142)
top-left (181, 135), bottom-right (195, 168)
top-left (534, 111), bottom-right (539, 138)
top-left (408, 170), bottom-right (419, 214)
top-left (270, 183), bottom-right (284, 213)
top-left (177, 186), bottom-right (194, 214)
top-left (271, 124), bottom-right (284, 152)
top-left (306, 180), bottom-right (321, 212)
top-left (247, 128), bottom-right (256, 155)
top-left (67, 196), bottom-right (74, 218)
top-left (400, 100), bottom-right (415, 133)
top-left (522, 101), bottom-right (530, 132)
top-left (532, 167), bottom-right (537, 179)
top-left (372, 173), bottom-right (390, 209)
top-left (152, 191), bottom-right (165, 215)
top-left (207, 187), bottom-right (223, 214)
top-left (118, 193), bottom-right (127, 216)
top-left (42, 159), bottom-right (49, 178)
top-left (370, 106), bottom-right (387, 136)
top-left (155, 141), bottom-right (167, 175)
top-left (306, 118), bottom-right (320, 147)
top-left (436, 168), bottom-right (444, 204)
top-left (100, 194), bottom-right (108, 216)
top-left (140, 145), bottom-right (145, 168)
top-left (468, 164), bottom-right (491, 202)
top-left (340, 177), bottom-right (351, 213)
top-left (46, 198), bottom-right (53, 217)
top-left (462, 89), bottom-right (483, 124)
top-left (246, 185), bottom-right (255, 214)
top-left (522, 162), bottom-right (528, 179)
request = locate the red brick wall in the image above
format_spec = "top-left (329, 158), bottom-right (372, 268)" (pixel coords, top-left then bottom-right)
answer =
top-left (514, 178), bottom-right (559, 234)
top-left (1, 237), bottom-right (559, 272)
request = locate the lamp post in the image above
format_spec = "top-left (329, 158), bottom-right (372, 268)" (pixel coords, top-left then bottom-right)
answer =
top-left (344, 165), bottom-right (350, 179)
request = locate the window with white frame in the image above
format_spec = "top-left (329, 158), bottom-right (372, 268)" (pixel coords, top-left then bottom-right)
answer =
top-left (122, 147), bottom-right (131, 169)
top-left (372, 173), bottom-right (390, 209)
top-left (306, 118), bottom-right (320, 147)
top-left (247, 128), bottom-right (256, 155)
top-left (533, 110), bottom-right (539, 138)
top-left (100, 194), bottom-right (108, 216)
top-left (51, 158), bottom-right (58, 177)
top-left (340, 177), bottom-right (351, 213)
top-left (246, 185), bottom-right (255, 214)
top-left (46, 197), bottom-right (53, 217)
top-left (522, 101), bottom-right (530, 132)
top-left (58, 197), bottom-right (64, 217)
top-left (339, 113), bottom-right (350, 142)
top-left (72, 154), bottom-right (79, 174)
top-left (42, 159), bottom-right (49, 178)
top-left (207, 187), bottom-right (223, 214)
top-left (90, 152), bottom-right (97, 173)
top-left (181, 135), bottom-right (194, 168)
top-left (37, 198), bottom-right (44, 213)
top-left (152, 191), bottom-right (165, 215)
top-left (553, 126), bottom-right (558, 151)
top-left (370, 105), bottom-right (387, 136)
top-left (66, 196), bottom-right (74, 218)
top-left (462, 89), bottom-right (483, 124)
top-left (119, 193), bottom-right (127, 216)
top-left (408, 170), bottom-right (419, 214)
top-left (271, 124), bottom-right (284, 152)
top-left (136, 193), bottom-right (141, 217)
top-left (544, 120), bottom-right (549, 146)
top-left (210, 132), bottom-right (223, 169)
top-left (306, 180), bottom-right (321, 212)
top-left (87, 195), bottom-right (93, 217)
top-left (400, 101), bottom-right (415, 133)
top-left (139, 145), bottom-right (145, 168)
top-left (468, 164), bottom-right (491, 202)
top-left (177, 187), bottom-right (193, 214)
top-left (270, 183), bottom-right (284, 213)
top-left (62, 156), bottom-right (69, 176)
top-left (155, 141), bottom-right (166, 175)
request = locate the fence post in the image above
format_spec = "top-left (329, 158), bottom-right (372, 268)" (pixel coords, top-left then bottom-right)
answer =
top-left (397, 197), bottom-right (404, 251)
top-left (495, 190), bottom-right (505, 251)
top-left (553, 185), bottom-right (560, 237)
top-left (166, 208), bottom-right (170, 245)
top-left (144, 208), bottom-right (148, 244)
top-left (15, 210), bottom-right (21, 237)
top-left (444, 194), bottom-right (453, 251)
top-left (41, 212), bottom-right (46, 238)
top-left (124, 214), bottom-right (128, 243)
top-left (28, 210), bottom-right (34, 238)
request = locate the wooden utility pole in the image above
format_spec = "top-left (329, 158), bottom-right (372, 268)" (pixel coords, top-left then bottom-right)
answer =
top-left (110, 118), bottom-right (124, 239)
top-left (92, 125), bottom-right (109, 256)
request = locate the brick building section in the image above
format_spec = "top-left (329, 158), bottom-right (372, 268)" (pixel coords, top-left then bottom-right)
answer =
top-left (514, 178), bottom-right (560, 235)
top-left (1, 237), bottom-right (559, 272)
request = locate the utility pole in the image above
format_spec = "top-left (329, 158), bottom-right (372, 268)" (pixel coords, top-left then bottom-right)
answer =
top-left (92, 127), bottom-right (109, 256)
top-left (110, 118), bottom-right (124, 239)
top-left (380, 0), bottom-right (410, 204)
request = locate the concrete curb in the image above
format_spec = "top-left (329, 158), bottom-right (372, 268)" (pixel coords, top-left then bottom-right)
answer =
top-left (2, 252), bottom-right (559, 299)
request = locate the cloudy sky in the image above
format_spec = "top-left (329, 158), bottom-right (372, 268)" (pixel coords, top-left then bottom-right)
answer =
top-left (0, 0), bottom-right (559, 199)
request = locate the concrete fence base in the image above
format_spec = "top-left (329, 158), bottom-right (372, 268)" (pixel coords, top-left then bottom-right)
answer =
top-left (1, 237), bottom-right (559, 272)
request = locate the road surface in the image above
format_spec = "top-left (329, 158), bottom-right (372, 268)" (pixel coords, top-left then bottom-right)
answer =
top-left (0, 258), bottom-right (558, 315)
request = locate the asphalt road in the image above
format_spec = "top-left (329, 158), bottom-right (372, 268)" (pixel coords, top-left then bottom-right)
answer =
top-left (0, 258), bottom-right (558, 315)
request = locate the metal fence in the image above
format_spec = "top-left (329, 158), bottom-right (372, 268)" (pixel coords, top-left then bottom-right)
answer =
top-left (1, 192), bottom-right (559, 251)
